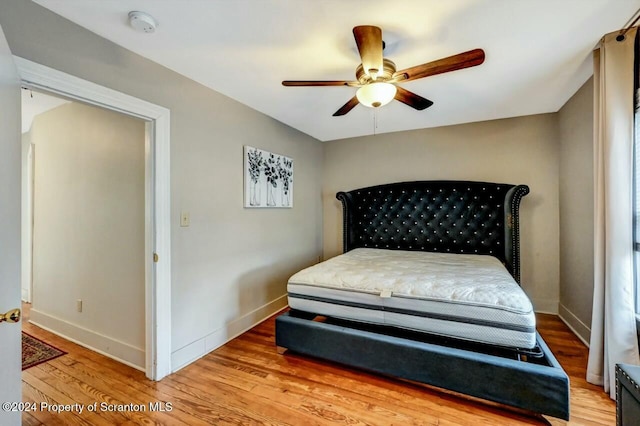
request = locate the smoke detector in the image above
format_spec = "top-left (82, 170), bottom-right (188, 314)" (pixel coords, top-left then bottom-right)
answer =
top-left (128, 11), bottom-right (157, 33)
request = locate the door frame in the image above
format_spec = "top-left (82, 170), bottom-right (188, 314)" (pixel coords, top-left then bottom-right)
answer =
top-left (16, 56), bottom-right (172, 380)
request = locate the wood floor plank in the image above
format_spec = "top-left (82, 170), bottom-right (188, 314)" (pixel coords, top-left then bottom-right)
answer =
top-left (22, 381), bottom-right (92, 426)
top-left (50, 356), bottom-right (220, 426)
top-left (22, 411), bottom-right (42, 426)
top-left (21, 411), bottom-right (43, 426)
top-left (29, 363), bottom-right (136, 426)
top-left (169, 364), bottom-right (324, 425)
top-left (211, 345), bottom-right (500, 418)
top-left (203, 352), bottom-right (464, 425)
top-left (162, 374), bottom-right (300, 426)
top-left (207, 349), bottom-right (538, 426)
top-left (21, 303), bottom-right (616, 425)
top-left (44, 357), bottom-right (189, 426)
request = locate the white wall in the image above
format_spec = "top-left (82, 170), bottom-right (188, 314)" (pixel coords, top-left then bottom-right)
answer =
top-left (558, 77), bottom-right (594, 344)
top-left (0, 1), bottom-right (323, 371)
top-left (323, 114), bottom-right (561, 313)
top-left (29, 102), bottom-right (146, 367)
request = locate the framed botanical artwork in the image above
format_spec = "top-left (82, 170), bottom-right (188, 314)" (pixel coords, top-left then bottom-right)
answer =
top-left (244, 146), bottom-right (293, 208)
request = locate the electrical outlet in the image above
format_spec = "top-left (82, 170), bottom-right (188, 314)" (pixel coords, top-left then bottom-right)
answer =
top-left (180, 211), bottom-right (190, 227)
top-left (77, 299), bottom-right (82, 313)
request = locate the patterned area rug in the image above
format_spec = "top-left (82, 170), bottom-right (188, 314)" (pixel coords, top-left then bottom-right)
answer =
top-left (22, 332), bottom-right (66, 370)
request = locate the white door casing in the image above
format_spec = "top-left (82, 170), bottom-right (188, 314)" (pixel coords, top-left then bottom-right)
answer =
top-left (0, 24), bottom-right (23, 426)
top-left (15, 57), bottom-right (172, 381)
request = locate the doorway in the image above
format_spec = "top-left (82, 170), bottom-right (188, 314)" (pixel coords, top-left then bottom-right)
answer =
top-left (22, 89), bottom-right (147, 370)
top-left (16, 56), bottom-right (172, 380)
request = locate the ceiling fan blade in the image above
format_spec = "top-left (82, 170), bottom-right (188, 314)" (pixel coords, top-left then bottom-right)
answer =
top-left (282, 80), bottom-right (359, 87)
top-left (333, 96), bottom-right (360, 116)
top-left (394, 49), bottom-right (485, 82)
top-left (394, 86), bottom-right (433, 110)
top-left (353, 25), bottom-right (383, 78)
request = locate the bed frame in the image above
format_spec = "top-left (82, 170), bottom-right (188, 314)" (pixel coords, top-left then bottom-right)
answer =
top-left (275, 180), bottom-right (570, 420)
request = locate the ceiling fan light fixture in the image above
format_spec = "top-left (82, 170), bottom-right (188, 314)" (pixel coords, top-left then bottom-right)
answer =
top-left (356, 82), bottom-right (397, 108)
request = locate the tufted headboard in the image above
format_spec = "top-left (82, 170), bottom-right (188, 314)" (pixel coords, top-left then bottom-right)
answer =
top-left (336, 181), bottom-right (529, 284)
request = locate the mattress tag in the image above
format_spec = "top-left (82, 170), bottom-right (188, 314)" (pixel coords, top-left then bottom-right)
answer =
top-left (380, 289), bottom-right (392, 298)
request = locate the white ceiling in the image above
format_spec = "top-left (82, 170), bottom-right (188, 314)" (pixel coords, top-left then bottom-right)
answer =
top-left (35, 0), bottom-right (640, 142)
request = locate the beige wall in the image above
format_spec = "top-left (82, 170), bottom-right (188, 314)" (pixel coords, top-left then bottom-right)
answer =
top-left (0, 1), bottom-right (323, 371)
top-left (323, 114), bottom-right (561, 312)
top-left (558, 77), bottom-right (594, 344)
top-left (30, 102), bottom-right (147, 367)
top-left (21, 131), bottom-right (31, 302)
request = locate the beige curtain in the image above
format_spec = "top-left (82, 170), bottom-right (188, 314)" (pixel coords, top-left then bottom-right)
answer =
top-left (587, 27), bottom-right (640, 399)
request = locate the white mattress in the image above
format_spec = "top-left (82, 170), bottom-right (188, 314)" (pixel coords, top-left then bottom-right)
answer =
top-left (287, 248), bottom-right (536, 349)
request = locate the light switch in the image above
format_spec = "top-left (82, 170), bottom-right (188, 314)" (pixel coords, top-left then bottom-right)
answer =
top-left (180, 211), bottom-right (190, 227)
top-left (77, 299), bottom-right (82, 313)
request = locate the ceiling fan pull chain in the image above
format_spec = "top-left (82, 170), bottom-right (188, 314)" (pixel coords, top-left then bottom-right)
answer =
top-left (373, 109), bottom-right (378, 135)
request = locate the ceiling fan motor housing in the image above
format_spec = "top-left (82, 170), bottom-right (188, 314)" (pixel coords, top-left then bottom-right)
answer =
top-left (356, 58), bottom-right (397, 84)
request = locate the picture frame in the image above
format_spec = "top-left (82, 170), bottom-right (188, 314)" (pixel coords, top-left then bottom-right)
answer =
top-left (244, 146), bottom-right (293, 208)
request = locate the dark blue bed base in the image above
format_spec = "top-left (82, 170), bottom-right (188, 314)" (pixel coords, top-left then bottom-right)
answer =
top-left (275, 181), bottom-right (570, 420)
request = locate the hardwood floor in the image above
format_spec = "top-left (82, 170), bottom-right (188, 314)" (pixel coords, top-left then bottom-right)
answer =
top-left (21, 304), bottom-right (615, 425)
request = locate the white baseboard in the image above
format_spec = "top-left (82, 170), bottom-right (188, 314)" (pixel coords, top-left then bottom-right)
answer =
top-left (28, 309), bottom-right (145, 370)
top-left (171, 294), bottom-right (288, 372)
top-left (532, 298), bottom-right (559, 315)
top-left (558, 303), bottom-right (591, 347)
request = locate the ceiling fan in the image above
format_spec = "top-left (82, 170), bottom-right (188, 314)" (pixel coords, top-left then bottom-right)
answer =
top-left (282, 25), bottom-right (485, 116)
